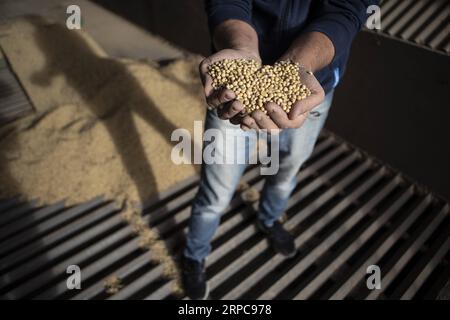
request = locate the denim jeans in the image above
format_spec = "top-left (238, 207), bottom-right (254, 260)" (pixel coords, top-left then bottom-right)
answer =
top-left (184, 91), bottom-right (334, 262)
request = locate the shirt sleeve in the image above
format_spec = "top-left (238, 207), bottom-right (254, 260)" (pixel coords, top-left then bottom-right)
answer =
top-left (204, 0), bottom-right (253, 33)
top-left (303, 0), bottom-right (380, 63)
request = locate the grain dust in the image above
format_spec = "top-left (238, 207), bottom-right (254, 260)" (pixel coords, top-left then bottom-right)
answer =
top-left (0, 17), bottom-right (205, 295)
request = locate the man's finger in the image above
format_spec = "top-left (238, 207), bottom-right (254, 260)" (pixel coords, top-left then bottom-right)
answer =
top-left (251, 110), bottom-right (279, 130)
top-left (206, 89), bottom-right (219, 108)
top-left (219, 100), bottom-right (245, 120)
top-left (230, 111), bottom-right (247, 125)
top-left (199, 58), bottom-right (214, 97)
top-left (203, 75), bottom-right (214, 98)
top-left (219, 89), bottom-right (236, 105)
top-left (264, 102), bottom-right (291, 129)
top-left (294, 112), bottom-right (309, 128)
top-left (289, 89), bottom-right (325, 120)
top-left (207, 88), bottom-right (236, 108)
top-left (241, 115), bottom-right (260, 130)
top-left (217, 101), bottom-right (231, 119)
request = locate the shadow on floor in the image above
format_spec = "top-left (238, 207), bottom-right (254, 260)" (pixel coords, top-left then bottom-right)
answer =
top-left (0, 15), bottom-right (200, 299)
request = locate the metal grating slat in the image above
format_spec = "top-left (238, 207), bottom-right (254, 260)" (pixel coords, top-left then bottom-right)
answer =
top-left (145, 144), bottom-right (361, 300)
top-left (221, 159), bottom-right (373, 300)
top-left (0, 197), bottom-right (20, 212)
top-left (0, 197), bottom-right (104, 261)
top-left (384, 1), bottom-right (430, 37)
top-left (367, 0), bottom-right (450, 55)
top-left (0, 201), bottom-right (65, 246)
top-left (329, 195), bottom-right (433, 299)
top-left (0, 130), bottom-right (449, 300)
top-left (0, 54), bottom-right (34, 124)
top-left (381, 0), bottom-right (416, 31)
top-left (35, 238), bottom-right (141, 299)
top-left (401, 235), bottom-right (450, 299)
top-left (0, 200), bottom-right (39, 227)
top-left (258, 175), bottom-right (399, 300)
top-left (366, 205), bottom-right (449, 299)
top-left (414, 6), bottom-right (450, 46)
top-left (428, 24), bottom-right (450, 51)
top-left (217, 161), bottom-right (373, 298)
top-left (294, 186), bottom-right (415, 299)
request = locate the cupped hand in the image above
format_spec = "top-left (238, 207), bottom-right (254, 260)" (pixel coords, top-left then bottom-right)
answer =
top-left (199, 49), bottom-right (261, 118)
top-left (249, 66), bottom-right (325, 131)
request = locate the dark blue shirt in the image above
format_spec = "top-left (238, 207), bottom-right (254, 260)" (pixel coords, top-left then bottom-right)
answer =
top-left (205, 0), bottom-right (379, 94)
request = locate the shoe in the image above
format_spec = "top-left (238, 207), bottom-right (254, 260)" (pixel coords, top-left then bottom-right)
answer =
top-left (181, 256), bottom-right (209, 300)
top-left (257, 219), bottom-right (296, 258)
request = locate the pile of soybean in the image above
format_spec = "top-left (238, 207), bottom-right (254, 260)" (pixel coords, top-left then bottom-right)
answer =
top-left (208, 59), bottom-right (311, 114)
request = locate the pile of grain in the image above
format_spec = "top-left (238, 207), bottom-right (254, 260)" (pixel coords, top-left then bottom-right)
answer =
top-left (208, 59), bottom-right (311, 113)
top-left (0, 17), bottom-right (205, 294)
top-left (0, 17), bottom-right (203, 206)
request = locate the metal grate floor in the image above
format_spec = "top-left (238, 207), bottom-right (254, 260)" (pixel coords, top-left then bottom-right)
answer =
top-left (0, 130), bottom-right (449, 300)
top-left (369, 0), bottom-right (450, 55)
top-left (0, 53), bottom-right (33, 124)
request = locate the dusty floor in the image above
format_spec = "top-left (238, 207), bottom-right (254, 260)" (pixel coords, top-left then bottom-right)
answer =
top-left (0, 17), bottom-right (204, 206)
top-left (0, 17), bottom-right (206, 293)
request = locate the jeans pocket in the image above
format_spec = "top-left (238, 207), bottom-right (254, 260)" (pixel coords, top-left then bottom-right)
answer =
top-left (307, 110), bottom-right (322, 120)
top-left (306, 93), bottom-right (333, 121)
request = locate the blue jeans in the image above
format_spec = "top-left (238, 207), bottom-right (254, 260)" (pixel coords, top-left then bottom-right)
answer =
top-left (184, 92), bottom-right (334, 262)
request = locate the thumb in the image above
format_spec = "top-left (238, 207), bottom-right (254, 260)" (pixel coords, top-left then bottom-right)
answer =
top-left (289, 90), bottom-right (325, 120)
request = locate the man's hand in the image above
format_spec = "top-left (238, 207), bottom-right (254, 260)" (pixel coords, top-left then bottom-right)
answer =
top-left (199, 48), bottom-right (260, 117)
top-left (232, 30), bottom-right (333, 132)
top-left (199, 19), bottom-right (260, 123)
top-left (231, 66), bottom-right (325, 131)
